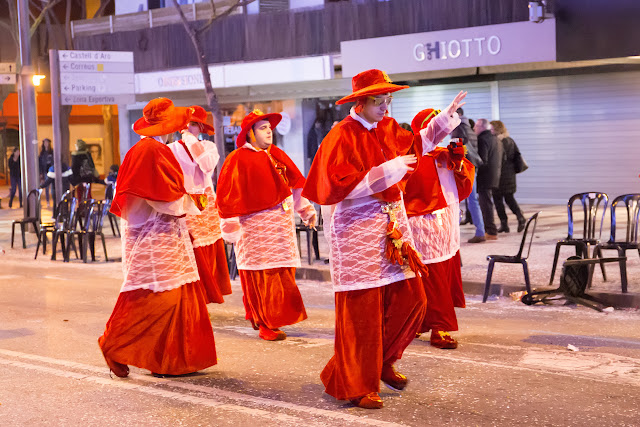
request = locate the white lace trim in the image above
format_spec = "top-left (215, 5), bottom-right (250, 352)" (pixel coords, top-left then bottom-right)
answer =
top-left (235, 196), bottom-right (301, 270)
top-left (120, 213), bottom-right (200, 293)
top-left (328, 198), bottom-right (416, 292)
top-left (408, 202), bottom-right (460, 264)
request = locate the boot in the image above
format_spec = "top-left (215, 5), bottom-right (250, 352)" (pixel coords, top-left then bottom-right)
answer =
top-left (517, 217), bottom-right (526, 233)
top-left (497, 220), bottom-right (510, 233)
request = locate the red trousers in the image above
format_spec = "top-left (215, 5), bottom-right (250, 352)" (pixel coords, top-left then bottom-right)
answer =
top-left (419, 251), bottom-right (465, 333)
top-left (321, 278), bottom-right (427, 400)
top-left (193, 238), bottom-right (232, 304)
top-left (99, 281), bottom-right (217, 375)
top-left (239, 267), bottom-right (307, 329)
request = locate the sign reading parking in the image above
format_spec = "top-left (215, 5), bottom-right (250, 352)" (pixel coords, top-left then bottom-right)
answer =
top-left (57, 50), bottom-right (134, 105)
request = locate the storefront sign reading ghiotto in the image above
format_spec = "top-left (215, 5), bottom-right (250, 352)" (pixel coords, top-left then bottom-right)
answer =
top-left (413, 36), bottom-right (502, 62)
top-left (340, 20), bottom-right (556, 77)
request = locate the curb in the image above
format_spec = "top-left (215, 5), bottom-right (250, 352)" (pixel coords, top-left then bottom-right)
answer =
top-left (296, 268), bottom-right (640, 309)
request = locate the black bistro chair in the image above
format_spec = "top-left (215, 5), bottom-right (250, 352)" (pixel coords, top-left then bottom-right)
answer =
top-left (295, 204), bottom-right (322, 265)
top-left (35, 190), bottom-right (70, 259)
top-left (11, 189), bottom-right (43, 249)
top-left (589, 194), bottom-right (640, 293)
top-left (51, 195), bottom-right (79, 262)
top-left (76, 201), bottom-right (110, 263)
top-left (549, 192), bottom-right (608, 286)
top-left (483, 212), bottom-right (541, 303)
top-left (67, 198), bottom-right (95, 261)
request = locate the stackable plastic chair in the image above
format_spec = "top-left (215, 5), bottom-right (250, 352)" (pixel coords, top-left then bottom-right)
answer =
top-left (549, 192), bottom-right (608, 286)
top-left (483, 212), bottom-right (540, 303)
top-left (590, 194), bottom-right (640, 293)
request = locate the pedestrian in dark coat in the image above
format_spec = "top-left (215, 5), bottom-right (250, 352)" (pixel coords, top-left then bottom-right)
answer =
top-left (8, 148), bottom-right (22, 208)
top-left (474, 119), bottom-right (502, 238)
top-left (491, 120), bottom-right (525, 233)
top-left (39, 138), bottom-right (54, 207)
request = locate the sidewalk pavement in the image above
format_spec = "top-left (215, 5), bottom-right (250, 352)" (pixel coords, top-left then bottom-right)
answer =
top-left (1, 182), bottom-right (638, 309)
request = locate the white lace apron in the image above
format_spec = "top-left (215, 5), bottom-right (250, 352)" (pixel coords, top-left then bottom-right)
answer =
top-left (408, 201), bottom-right (460, 264)
top-left (328, 197), bottom-right (416, 292)
top-left (185, 188), bottom-right (222, 248)
top-left (235, 196), bottom-right (300, 270)
top-left (120, 213), bottom-right (200, 293)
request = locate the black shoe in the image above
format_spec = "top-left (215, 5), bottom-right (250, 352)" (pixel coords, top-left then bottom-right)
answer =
top-left (517, 219), bottom-right (526, 233)
top-left (497, 225), bottom-right (510, 233)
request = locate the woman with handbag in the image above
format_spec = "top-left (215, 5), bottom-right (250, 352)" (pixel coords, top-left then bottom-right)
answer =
top-left (490, 120), bottom-right (526, 233)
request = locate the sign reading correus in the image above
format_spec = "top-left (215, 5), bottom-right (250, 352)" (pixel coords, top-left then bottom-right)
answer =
top-left (340, 20), bottom-right (556, 77)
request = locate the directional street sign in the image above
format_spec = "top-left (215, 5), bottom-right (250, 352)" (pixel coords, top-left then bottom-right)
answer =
top-left (62, 94), bottom-right (136, 105)
top-left (0, 73), bottom-right (16, 85)
top-left (0, 63), bottom-right (16, 73)
top-left (57, 50), bottom-right (134, 105)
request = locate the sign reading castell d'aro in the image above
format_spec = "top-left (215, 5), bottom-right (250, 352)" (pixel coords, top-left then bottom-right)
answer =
top-left (58, 50), bottom-right (135, 106)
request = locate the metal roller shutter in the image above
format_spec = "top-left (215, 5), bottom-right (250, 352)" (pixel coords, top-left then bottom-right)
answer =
top-left (498, 71), bottom-right (640, 204)
top-left (391, 81), bottom-right (494, 129)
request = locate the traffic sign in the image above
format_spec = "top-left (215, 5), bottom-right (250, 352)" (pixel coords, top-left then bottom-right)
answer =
top-left (61, 94), bottom-right (136, 106)
top-left (58, 50), bottom-right (133, 63)
top-left (0, 63), bottom-right (16, 73)
top-left (0, 73), bottom-right (16, 84)
top-left (57, 50), bottom-right (134, 105)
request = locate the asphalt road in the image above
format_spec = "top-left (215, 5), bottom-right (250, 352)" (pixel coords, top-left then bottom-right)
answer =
top-left (1, 245), bottom-right (639, 427)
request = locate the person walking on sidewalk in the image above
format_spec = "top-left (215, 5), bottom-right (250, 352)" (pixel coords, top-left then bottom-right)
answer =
top-left (303, 69), bottom-right (466, 409)
top-left (216, 110), bottom-right (316, 341)
top-left (451, 108), bottom-right (485, 243)
top-left (7, 148), bottom-right (22, 209)
top-left (99, 98), bottom-right (217, 378)
top-left (38, 138), bottom-right (54, 208)
top-left (490, 120), bottom-right (526, 233)
top-left (168, 106), bottom-right (232, 304)
top-left (474, 119), bottom-right (502, 240)
top-left (404, 109), bottom-right (475, 349)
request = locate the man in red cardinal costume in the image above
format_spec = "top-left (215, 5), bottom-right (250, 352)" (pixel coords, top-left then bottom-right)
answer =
top-left (216, 110), bottom-right (317, 341)
top-left (99, 98), bottom-right (217, 377)
top-left (302, 69), bottom-right (466, 409)
top-left (404, 109), bottom-right (475, 349)
top-left (168, 106), bottom-right (232, 304)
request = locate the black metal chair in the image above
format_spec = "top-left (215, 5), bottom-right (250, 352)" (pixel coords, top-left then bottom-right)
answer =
top-left (11, 189), bottom-right (42, 249)
top-left (295, 204), bottom-right (322, 265)
top-left (523, 256), bottom-right (624, 312)
top-left (549, 192), bottom-right (608, 286)
top-left (104, 184), bottom-right (120, 237)
top-left (589, 194), bottom-right (640, 293)
top-left (35, 190), bottom-right (70, 259)
top-left (483, 211), bottom-right (540, 303)
top-left (51, 195), bottom-right (79, 262)
top-left (227, 243), bottom-right (239, 280)
top-left (67, 198), bottom-right (95, 262)
top-left (77, 201), bottom-right (109, 263)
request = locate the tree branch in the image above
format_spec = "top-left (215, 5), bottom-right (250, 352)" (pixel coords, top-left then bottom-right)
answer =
top-left (93, 0), bottom-right (113, 19)
top-left (196, 0), bottom-right (256, 34)
top-left (30, 0), bottom-right (64, 37)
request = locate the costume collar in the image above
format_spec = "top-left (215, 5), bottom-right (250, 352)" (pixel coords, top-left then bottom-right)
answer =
top-left (350, 107), bottom-right (378, 131)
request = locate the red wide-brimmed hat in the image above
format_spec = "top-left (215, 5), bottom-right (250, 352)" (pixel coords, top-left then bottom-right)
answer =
top-left (411, 108), bottom-right (441, 134)
top-left (187, 105), bottom-right (215, 135)
top-left (336, 69), bottom-right (409, 105)
top-left (236, 109), bottom-right (282, 148)
top-left (133, 98), bottom-right (192, 137)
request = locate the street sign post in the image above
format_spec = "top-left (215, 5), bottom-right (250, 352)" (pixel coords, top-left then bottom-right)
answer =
top-left (0, 74), bottom-right (16, 84)
top-left (0, 62), bottom-right (16, 73)
top-left (56, 49), bottom-right (134, 106)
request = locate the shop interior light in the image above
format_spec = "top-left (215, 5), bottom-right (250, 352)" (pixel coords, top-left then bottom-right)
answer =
top-left (32, 74), bottom-right (46, 86)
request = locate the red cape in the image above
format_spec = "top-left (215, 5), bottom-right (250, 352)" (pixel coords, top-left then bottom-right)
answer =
top-left (110, 137), bottom-right (186, 218)
top-left (216, 144), bottom-right (305, 218)
top-left (404, 141), bottom-right (475, 217)
top-left (302, 116), bottom-right (416, 205)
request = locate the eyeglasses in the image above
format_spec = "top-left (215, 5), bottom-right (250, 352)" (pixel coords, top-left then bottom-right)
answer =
top-left (368, 96), bottom-right (393, 107)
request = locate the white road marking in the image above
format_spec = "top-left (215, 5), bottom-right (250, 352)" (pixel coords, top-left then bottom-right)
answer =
top-left (0, 349), bottom-right (401, 427)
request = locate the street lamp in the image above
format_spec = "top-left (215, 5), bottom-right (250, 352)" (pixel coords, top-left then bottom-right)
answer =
top-left (32, 74), bottom-right (46, 86)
